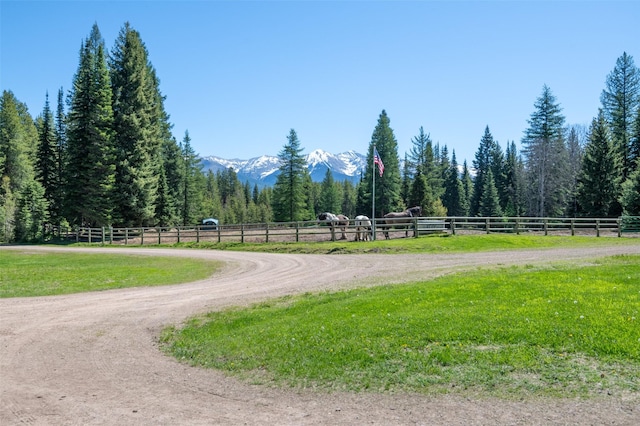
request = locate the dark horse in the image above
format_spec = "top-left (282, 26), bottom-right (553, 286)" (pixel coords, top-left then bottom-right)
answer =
top-left (382, 206), bottom-right (422, 239)
top-left (317, 212), bottom-right (350, 240)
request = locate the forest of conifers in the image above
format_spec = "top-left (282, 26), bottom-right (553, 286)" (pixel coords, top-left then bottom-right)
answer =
top-left (1, 23), bottom-right (639, 243)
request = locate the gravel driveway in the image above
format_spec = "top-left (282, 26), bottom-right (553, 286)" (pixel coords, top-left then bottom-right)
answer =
top-left (1, 244), bottom-right (639, 425)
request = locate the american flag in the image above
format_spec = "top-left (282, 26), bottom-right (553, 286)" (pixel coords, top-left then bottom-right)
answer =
top-left (374, 147), bottom-right (384, 177)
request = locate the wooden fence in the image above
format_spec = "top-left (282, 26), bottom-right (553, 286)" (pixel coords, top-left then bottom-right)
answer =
top-left (48, 216), bottom-right (640, 245)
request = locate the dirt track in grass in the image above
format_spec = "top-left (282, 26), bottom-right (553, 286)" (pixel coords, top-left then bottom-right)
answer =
top-left (1, 244), bottom-right (640, 425)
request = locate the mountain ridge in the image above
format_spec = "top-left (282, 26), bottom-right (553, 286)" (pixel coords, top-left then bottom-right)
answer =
top-left (200, 149), bottom-right (368, 187)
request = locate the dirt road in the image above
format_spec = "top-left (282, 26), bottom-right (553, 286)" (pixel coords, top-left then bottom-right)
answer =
top-left (2, 244), bottom-right (640, 425)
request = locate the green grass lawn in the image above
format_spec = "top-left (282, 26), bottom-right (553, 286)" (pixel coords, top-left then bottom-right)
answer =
top-left (162, 254), bottom-right (640, 398)
top-left (0, 251), bottom-right (221, 298)
top-left (176, 233), bottom-right (640, 254)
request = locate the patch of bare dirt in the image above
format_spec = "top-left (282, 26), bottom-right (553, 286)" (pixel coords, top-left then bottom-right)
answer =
top-left (1, 244), bottom-right (640, 425)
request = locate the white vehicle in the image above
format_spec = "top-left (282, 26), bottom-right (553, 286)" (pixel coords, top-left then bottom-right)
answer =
top-left (201, 218), bottom-right (219, 230)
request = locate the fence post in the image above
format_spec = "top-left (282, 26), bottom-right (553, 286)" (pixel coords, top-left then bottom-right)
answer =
top-left (141, 228), bottom-right (144, 245)
top-left (76, 227), bottom-right (80, 243)
top-left (596, 219), bottom-right (600, 237)
top-left (451, 218), bottom-right (456, 235)
top-left (544, 218), bottom-right (548, 236)
top-left (241, 224), bottom-right (245, 243)
top-left (330, 225), bottom-right (336, 241)
top-left (266, 223), bottom-right (269, 243)
top-left (177, 226), bottom-right (181, 244)
top-left (514, 218), bottom-right (519, 235)
top-left (196, 226), bottom-right (200, 243)
top-left (125, 228), bottom-right (128, 245)
top-left (617, 217), bottom-right (622, 238)
top-left (486, 218), bottom-right (490, 234)
top-left (217, 226), bottom-right (221, 243)
top-left (571, 219), bottom-right (575, 236)
top-left (295, 221), bottom-right (299, 242)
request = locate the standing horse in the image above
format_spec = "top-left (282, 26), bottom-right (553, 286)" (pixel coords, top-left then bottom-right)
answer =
top-left (382, 206), bottom-right (422, 239)
top-left (354, 215), bottom-right (371, 241)
top-left (317, 212), bottom-right (349, 240)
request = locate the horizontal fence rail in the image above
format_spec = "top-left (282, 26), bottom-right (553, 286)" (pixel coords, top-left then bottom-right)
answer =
top-left (40, 216), bottom-right (640, 246)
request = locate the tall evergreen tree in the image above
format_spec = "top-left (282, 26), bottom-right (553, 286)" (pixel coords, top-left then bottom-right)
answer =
top-left (340, 180), bottom-right (357, 218)
top-left (65, 24), bottom-right (115, 227)
top-left (0, 91), bottom-right (39, 241)
top-left (35, 93), bottom-right (57, 225)
top-left (576, 111), bottom-right (623, 217)
top-left (408, 126), bottom-right (430, 175)
top-left (13, 179), bottom-right (48, 242)
top-left (53, 87), bottom-right (67, 227)
top-left (0, 91), bottom-right (38, 194)
top-left (600, 52), bottom-right (640, 178)
top-left (630, 104), bottom-right (640, 173)
top-left (565, 125), bottom-right (585, 216)
top-left (400, 153), bottom-right (411, 206)
top-left (357, 110), bottom-right (402, 218)
top-left (272, 129), bottom-right (309, 222)
top-left (478, 169), bottom-right (503, 217)
top-left (442, 151), bottom-right (466, 216)
top-left (110, 22), bottom-right (163, 226)
top-left (503, 141), bottom-right (526, 216)
top-left (620, 165), bottom-right (640, 215)
top-left (318, 168), bottom-right (340, 213)
top-left (471, 126), bottom-right (498, 215)
top-left (522, 85), bottom-right (570, 217)
top-left (179, 131), bottom-right (202, 225)
top-left (460, 160), bottom-right (473, 216)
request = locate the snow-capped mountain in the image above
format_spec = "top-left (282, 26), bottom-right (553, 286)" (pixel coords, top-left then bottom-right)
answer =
top-left (200, 149), bottom-right (367, 187)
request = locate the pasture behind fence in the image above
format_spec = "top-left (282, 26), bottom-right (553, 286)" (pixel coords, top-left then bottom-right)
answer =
top-left (44, 216), bottom-right (640, 245)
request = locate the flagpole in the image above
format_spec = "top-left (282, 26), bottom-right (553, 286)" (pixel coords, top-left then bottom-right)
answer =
top-left (372, 145), bottom-right (376, 240)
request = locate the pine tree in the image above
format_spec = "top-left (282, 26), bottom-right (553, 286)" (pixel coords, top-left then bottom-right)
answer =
top-left (179, 131), bottom-right (202, 225)
top-left (400, 153), bottom-right (411, 206)
top-left (565, 125), bottom-right (585, 216)
top-left (522, 85), bottom-right (570, 217)
top-left (110, 23), bottom-right (162, 226)
top-left (13, 179), bottom-right (48, 242)
top-left (471, 126), bottom-right (500, 215)
top-left (600, 52), bottom-right (640, 178)
top-left (65, 24), bottom-right (115, 227)
top-left (630, 105), bottom-right (640, 174)
top-left (0, 91), bottom-right (39, 241)
top-left (318, 168), bottom-right (340, 213)
top-left (35, 93), bottom-right (57, 225)
top-left (272, 129), bottom-right (309, 222)
top-left (503, 142), bottom-right (526, 216)
top-left (0, 91), bottom-right (38, 194)
top-left (620, 165), bottom-right (640, 215)
top-left (358, 110), bottom-right (402, 218)
top-left (53, 88), bottom-right (67, 228)
top-left (341, 180), bottom-right (357, 218)
top-left (576, 111), bottom-right (623, 217)
top-left (479, 169), bottom-right (503, 217)
top-left (442, 151), bottom-right (466, 216)
top-left (460, 160), bottom-right (473, 216)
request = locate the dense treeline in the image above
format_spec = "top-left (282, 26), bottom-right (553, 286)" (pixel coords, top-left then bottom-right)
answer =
top-left (1, 22), bottom-right (639, 242)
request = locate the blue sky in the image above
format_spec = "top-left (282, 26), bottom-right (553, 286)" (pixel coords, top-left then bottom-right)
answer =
top-left (1, 1), bottom-right (639, 165)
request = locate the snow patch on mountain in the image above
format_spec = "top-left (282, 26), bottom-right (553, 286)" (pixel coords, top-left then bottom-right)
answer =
top-left (200, 149), bottom-right (367, 186)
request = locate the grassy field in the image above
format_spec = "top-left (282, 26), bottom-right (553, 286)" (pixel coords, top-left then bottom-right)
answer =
top-left (175, 233), bottom-right (640, 254)
top-left (0, 251), bottom-right (221, 298)
top-left (161, 254), bottom-right (640, 399)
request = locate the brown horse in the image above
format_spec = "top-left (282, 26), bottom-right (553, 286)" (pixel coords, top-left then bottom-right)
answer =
top-left (317, 212), bottom-right (349, 240)
top-left (382, 206), bottom-right (422, 239)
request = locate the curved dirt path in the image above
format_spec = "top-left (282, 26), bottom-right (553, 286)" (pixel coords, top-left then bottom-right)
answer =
top-left (1, 244), bottom-right (640, 425)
